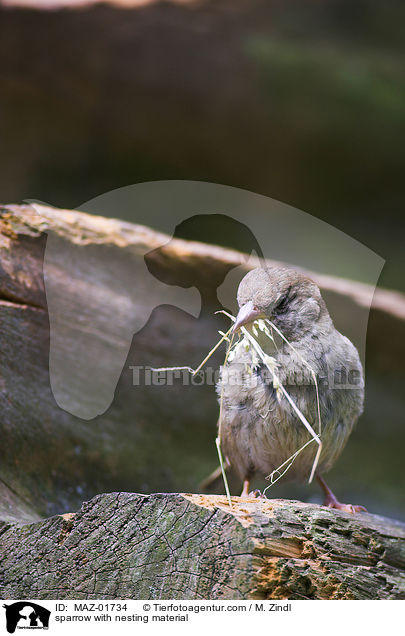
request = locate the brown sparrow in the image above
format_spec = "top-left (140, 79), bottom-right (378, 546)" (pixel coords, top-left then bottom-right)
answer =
top-left (217, 266), bottom-right (366, 513)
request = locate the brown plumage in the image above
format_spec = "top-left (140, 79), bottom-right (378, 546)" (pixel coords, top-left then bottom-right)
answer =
top-left (216, 266), bottom-right (366, 513)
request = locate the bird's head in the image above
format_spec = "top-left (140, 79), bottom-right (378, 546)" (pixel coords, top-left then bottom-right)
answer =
top-left (233, 266), bottom-right (330, 340)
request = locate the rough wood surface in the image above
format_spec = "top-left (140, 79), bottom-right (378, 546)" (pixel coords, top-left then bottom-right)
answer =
top-left (0, 493), bottom-right (404, 600)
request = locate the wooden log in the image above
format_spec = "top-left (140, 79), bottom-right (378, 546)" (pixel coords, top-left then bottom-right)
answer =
top-left (1, 493), bottom-right (404, 600)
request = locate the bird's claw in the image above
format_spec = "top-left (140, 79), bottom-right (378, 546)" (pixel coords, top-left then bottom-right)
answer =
top-left (249, 489), bottom-right (267, 499)
top-left (324, 500), bottom-right (367, 514)
top-left (317, 475), bottom-right (367, 514)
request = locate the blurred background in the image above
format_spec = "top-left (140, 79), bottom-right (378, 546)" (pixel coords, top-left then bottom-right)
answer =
top-left (0, 0), bottom-right (404, 518)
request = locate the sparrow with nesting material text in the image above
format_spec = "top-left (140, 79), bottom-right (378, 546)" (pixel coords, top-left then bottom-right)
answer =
top-left (216, 266), bottom-right (366, 513)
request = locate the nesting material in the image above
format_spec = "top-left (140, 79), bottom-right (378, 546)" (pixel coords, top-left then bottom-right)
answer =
top-left (153, 310), bottom-right (323, 507)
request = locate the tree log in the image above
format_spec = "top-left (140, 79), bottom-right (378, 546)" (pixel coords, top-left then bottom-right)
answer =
top-left (0, 493), bottom-right (404, 600)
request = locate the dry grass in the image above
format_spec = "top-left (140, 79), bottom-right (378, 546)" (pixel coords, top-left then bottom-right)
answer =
top-left (152, 311), bottom-right (323, 506)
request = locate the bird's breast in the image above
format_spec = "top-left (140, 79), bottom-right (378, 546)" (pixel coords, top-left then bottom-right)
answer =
top-left (217, 339), bottom-right (363, 482)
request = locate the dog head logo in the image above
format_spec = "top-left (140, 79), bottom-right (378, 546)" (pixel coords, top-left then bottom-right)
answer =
top-left (3, 602), bottom-right (50, 634)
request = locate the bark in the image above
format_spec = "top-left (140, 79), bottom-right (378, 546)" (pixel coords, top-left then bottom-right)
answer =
top-left (0, 493), bottom-right (404, 600)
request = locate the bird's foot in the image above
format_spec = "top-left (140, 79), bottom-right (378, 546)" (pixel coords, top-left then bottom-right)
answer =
top-left (249, 489), bottom-right (267, 499)
top-left (240, 480), bottom-right (267, 499)
top-left (323, 495), bottom-right (367, 514)
top-left (317, 474), bottom-right (367, 514)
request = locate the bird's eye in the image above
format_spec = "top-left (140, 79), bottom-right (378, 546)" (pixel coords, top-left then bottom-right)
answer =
top-left (274, 287), bottom-right (292, 314)
top-left (274, 296), bottom-right (288, 313)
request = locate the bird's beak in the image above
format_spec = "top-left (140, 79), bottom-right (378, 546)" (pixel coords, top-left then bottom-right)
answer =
top-left (232, 301), bottom-right (264, 333)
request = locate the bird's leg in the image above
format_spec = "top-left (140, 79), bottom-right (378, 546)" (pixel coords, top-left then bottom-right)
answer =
top-left (240, 479), bottom-right (250, 497)
top-left (316, 474), bottom-right (367, 514)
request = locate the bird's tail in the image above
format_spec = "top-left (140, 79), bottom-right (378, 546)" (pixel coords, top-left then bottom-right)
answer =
top-left (199, 460), bottom-right (230, 491)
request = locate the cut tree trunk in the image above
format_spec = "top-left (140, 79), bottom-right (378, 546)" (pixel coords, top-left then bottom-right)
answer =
top-left (1, 493), bottom-right (404, 600)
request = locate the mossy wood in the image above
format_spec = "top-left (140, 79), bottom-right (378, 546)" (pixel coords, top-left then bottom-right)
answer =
top-left (1, 493), bottom-right (404, 600)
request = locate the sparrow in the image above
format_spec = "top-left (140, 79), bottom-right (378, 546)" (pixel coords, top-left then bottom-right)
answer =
top-left (216, 266), bottom-right (366, 513)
